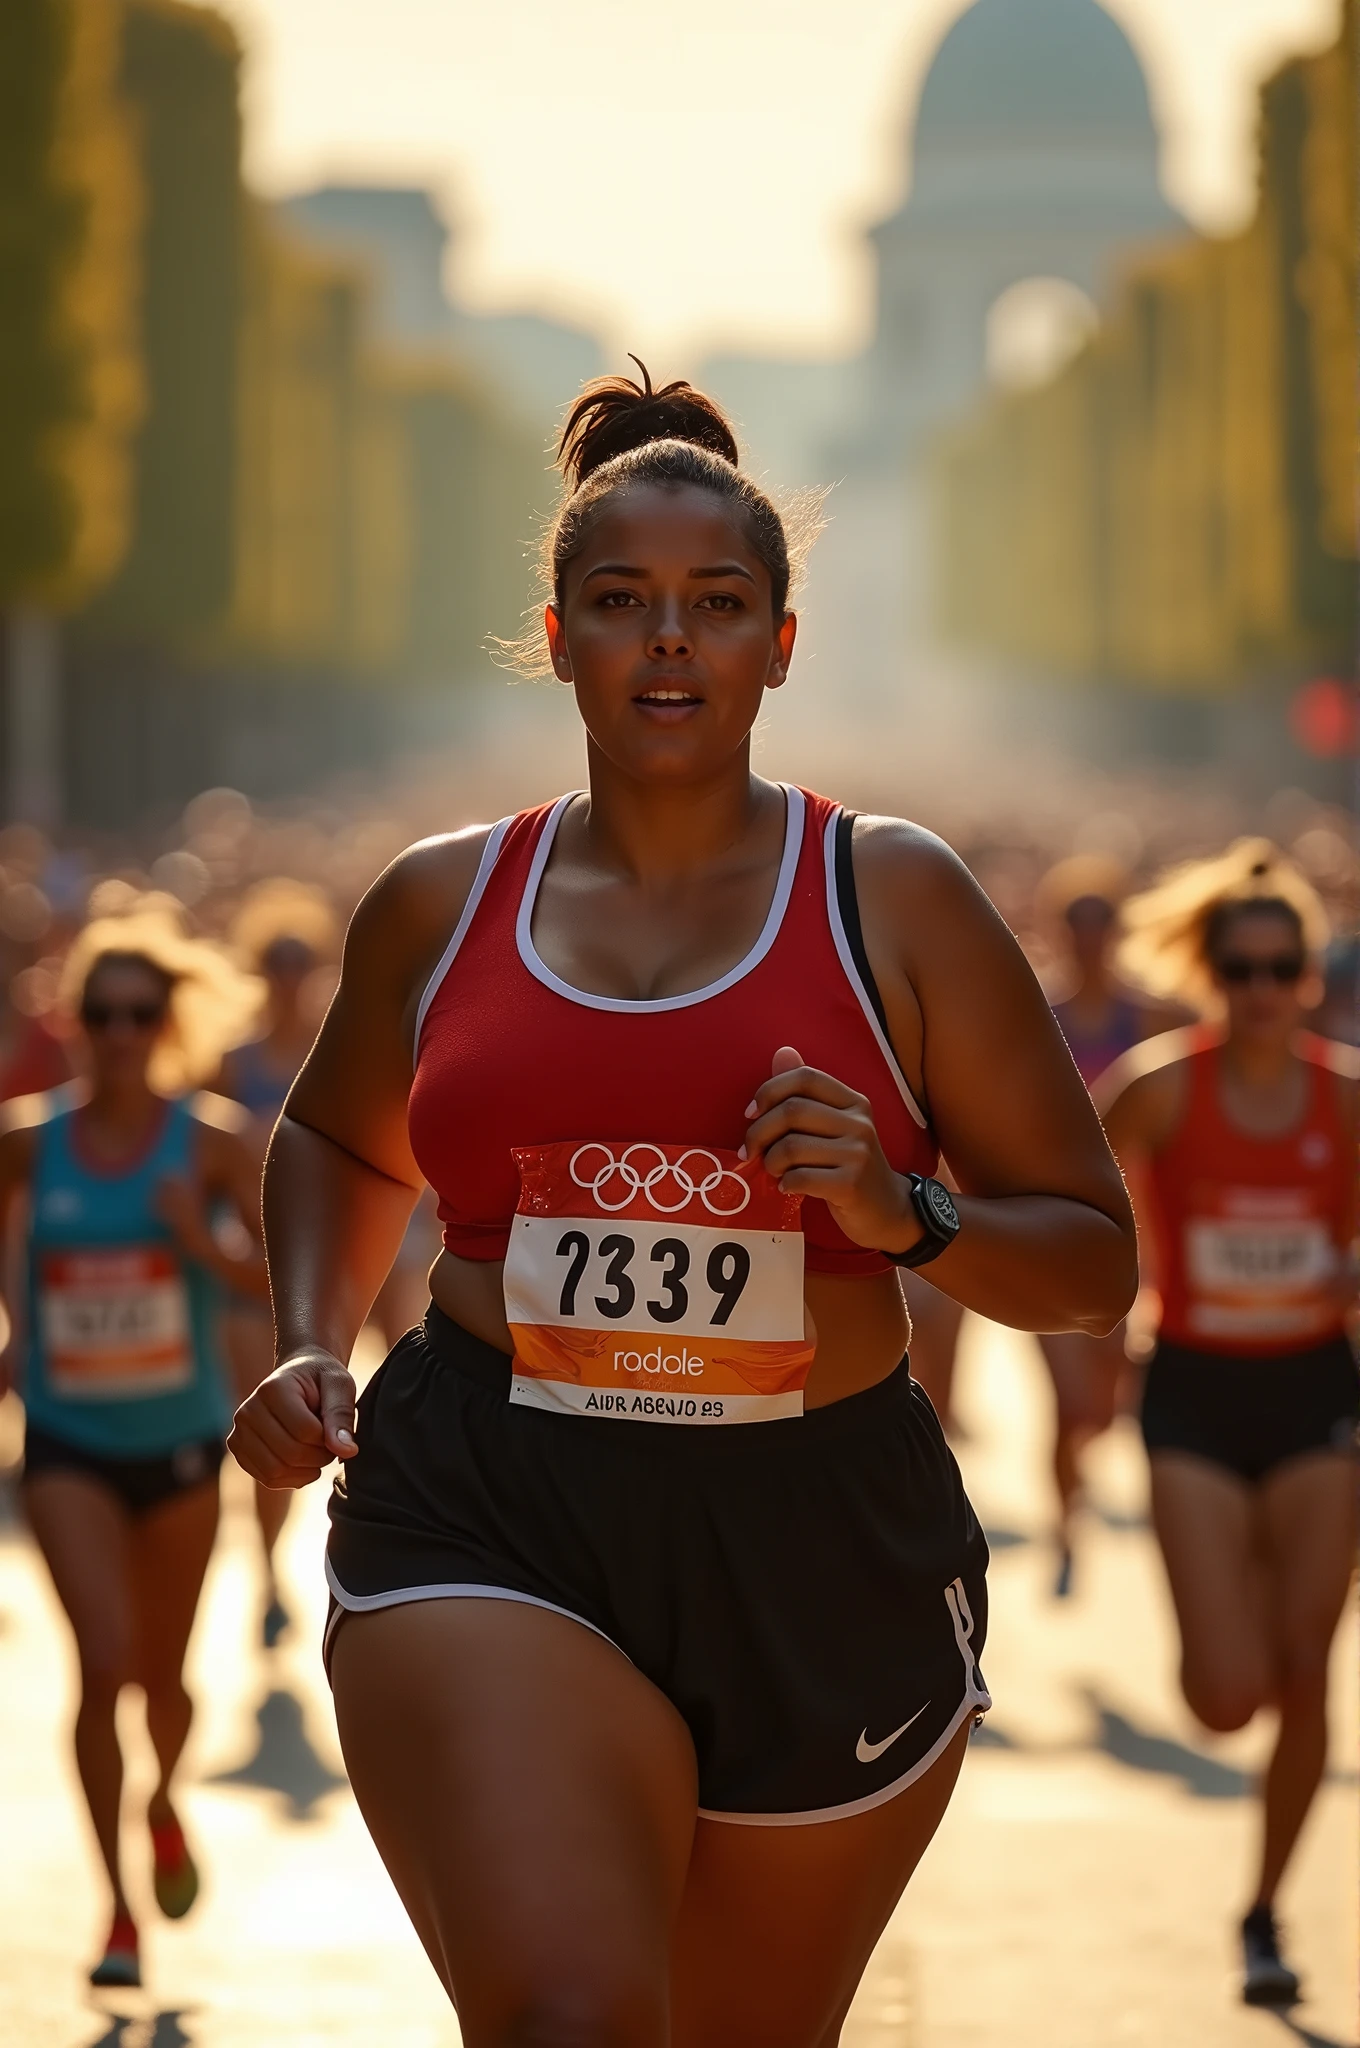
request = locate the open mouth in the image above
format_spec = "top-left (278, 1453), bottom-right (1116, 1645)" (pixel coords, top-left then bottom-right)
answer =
top-left (633, 685), bottom-right (704, 714)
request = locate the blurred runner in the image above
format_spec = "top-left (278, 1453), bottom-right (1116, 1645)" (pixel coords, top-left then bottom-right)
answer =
top-left (1101, 841), bottom-right (1358, 2008)
top-left (229, 367), bottom-right (1136, 2044)
top-left (0, 910), bottom-right (268, 1989)
top-left (219, 881), bottom-right (337, 1645)
top-left (905, 856), bottom-right (1186, 1602)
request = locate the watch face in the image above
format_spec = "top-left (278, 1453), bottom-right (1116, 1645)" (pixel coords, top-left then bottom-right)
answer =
top-left (923, 1179), bottom-right (959, 1233)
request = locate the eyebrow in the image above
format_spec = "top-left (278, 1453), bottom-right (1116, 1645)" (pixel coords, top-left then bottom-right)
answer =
top-left (580, 561), bottom-right (757, 585)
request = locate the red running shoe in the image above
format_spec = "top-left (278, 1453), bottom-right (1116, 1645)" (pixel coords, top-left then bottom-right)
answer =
top-left (150, 1816), bottom-right (200, 1919)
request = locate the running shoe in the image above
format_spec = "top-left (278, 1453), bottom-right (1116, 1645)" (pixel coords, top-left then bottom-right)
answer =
top-left (151, 1816), bottom-right (200, 1920)
top-left (262, 1593), bottom-right (291, 1649)
top-left (1241, 1904), bottom-right (1300, 2005)
top-left (89, 1913), bottom-right (140, 1988)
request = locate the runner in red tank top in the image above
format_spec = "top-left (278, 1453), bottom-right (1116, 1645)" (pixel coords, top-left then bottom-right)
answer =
top-left (230, 365), bottom-right (1136, 2046)
top-left (1102, 842), bottom-right (1358, 2008)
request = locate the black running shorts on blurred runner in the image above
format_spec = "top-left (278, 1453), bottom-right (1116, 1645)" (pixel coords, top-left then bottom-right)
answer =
top-left (325, 1305), bottom-right (991, 1824)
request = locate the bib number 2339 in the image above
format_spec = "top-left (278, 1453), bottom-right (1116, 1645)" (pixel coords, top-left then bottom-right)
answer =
top-left (503, 1141), bottom-right (814, 1423)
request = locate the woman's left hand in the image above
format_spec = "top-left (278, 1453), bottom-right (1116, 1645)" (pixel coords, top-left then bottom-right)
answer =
top-left (743, 1045), bottom-right (924, 1256)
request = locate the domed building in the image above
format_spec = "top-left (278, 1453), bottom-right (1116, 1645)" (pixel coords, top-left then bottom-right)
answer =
top-left (865, 0), bottom-right (1185, 449)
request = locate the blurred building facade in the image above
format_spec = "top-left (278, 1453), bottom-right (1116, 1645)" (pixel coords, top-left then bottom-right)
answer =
top-left (1, 0), bottom-right (560, 830)
top-left (930, 0), bottom-right (1355, 698)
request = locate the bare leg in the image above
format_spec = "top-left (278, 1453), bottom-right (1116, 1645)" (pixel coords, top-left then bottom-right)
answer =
top-left (1040, 1326), bottom-right (1126, 1586)
top-left (129, 1477), bottom-right (220, 1828)
top-left (24, 1473), bottom-right (136, 1918)
top-left (670, 1722), bottom-right (971, 2048)
top-left (1253, 1453), bottom-right (1356, 1906)
top-left (332, 1597), bottom-right (973, 2048)
top-left (1148, 1453), bottom-right (1269, 1732)
top-left (332, 1599), bottom-right (695, 2044)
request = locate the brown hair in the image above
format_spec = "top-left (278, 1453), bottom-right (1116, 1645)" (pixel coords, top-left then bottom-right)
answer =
top-left (497, 359), bottom-right (822, 678)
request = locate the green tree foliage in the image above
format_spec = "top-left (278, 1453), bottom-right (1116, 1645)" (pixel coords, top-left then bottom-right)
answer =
top-left (0, 0), bottom-right (143, 608)
top-left (83, 0), bottom-right (243, 638)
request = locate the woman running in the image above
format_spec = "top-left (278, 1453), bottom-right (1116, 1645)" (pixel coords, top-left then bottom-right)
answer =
top-left (0, 910), bottom-right (267, 1989)
top-left (1101, 842), bottom-right (1357, 2007)
top-left (230, 368), bottom-right (1137, 2047)
top-left (220, 880), bottom-right (338, 1644)
top-left (904, 856), bottom-right (1182, 1571)
top-left (1041, 857), bottom-right (1190, 1593)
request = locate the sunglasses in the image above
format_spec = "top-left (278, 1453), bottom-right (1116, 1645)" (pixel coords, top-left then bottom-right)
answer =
top-left (81, 1000), bottom-right (168, 1031)
top-left (1215, 955), bottom-right (1305, 987)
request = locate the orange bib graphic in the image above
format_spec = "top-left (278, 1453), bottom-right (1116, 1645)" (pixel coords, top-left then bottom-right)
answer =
top-left (503, 1141), bottom-right (815, 1423)
top-left (40, 1246), bottom-right (193, 1400)
top-left (1183, 1187), bottom-right (1338, 1345)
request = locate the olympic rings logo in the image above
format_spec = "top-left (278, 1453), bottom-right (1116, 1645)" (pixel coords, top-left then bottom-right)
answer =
top-left (568, 1143), bottom-right (751, 1217)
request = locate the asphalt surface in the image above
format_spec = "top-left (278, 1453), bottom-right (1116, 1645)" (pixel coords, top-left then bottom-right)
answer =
top-left (1, 1319), bottom-right (1354, 2048)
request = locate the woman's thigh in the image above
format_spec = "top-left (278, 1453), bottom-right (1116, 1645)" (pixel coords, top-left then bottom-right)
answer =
top-left (330, 1597), bottom-right (697, 2047)
top-left (671, 1718), bottom-right (971, 2048)
top-left (23, 1471), bottom-right (134, 1682)
top-left (129, 1478), bottom-right (221, 1687)
top-left (1149, 1453), bottom-right (1268, 1721)
top-left (1259, 1452), bottom-right (1356, 1679)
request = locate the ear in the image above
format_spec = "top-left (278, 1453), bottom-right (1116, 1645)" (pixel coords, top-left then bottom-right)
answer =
top-left (544, 602), bottom-right (573, 684)
top-left (767, 611), bottom-right (797, 692)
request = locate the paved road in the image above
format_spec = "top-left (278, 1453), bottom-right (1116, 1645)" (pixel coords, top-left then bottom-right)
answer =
top-left (1, 1321), bottom-right (1354, 2048)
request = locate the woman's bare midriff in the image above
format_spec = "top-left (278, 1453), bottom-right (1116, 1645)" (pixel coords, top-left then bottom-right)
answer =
top-left (427, 1250), bottom-right (912, 1410)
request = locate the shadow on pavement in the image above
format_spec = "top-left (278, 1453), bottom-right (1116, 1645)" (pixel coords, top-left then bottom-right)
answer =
top-left (84, 2011), bottom-right (195, 2047)
top-left (207, 1685), bottom-right (346, 1820)
top-left (1266, 2015), bottom-right (1359, 2048)
top-left (1085, 1694), bottom-right (1249, 1799)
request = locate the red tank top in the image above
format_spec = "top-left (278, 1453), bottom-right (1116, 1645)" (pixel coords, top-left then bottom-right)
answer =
top-left (408, 787), bottom-right (936, 1277)
top-left (1147, 1037), bottom-right (1353, 1354)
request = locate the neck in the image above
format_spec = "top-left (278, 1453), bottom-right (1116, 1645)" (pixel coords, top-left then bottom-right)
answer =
top-left (1220, 1034), bottom-right (1295, 1088)
top-left (83, 1075), bottom-right (162, 1129)
top-left (579, 746), bottom-right (773, 882)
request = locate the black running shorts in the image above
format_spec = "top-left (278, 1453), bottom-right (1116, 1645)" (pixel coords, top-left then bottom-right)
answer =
top-left (1141, 1334), bottom-right (1360, 1484)
top-left (23, 1424), bottom-right (225, 1515)
top-left (325, 1306), bottom-right (991, 1824)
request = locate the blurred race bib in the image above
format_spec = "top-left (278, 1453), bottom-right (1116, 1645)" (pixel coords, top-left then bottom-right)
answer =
top-left (1184, 1188), bottom-right (1337, 1343)
top-left (41, 1246), bottom-right (193, 1400)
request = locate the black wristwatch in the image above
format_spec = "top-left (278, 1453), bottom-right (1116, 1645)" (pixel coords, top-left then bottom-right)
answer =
top-left (883, 1174), bottom-right (960, 1269)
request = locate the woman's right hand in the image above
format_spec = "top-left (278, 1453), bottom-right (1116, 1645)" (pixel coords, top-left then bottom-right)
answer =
top-left (227, 1347), bottom-right (357, 1488)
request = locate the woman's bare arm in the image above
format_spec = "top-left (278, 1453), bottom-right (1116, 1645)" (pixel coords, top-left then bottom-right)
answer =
top-left (750, 821), bottom-right (1139, 1334)
top-left (228, 828), bottom-right (491, 1487)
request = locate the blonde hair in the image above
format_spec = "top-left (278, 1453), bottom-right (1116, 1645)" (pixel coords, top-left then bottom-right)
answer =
top-left (229, 878), bottom-right (339, 969)
top-left (1117, 838), bottom-right (1330, 1013)
top-left (61, 907), bottom-right (265, 1094)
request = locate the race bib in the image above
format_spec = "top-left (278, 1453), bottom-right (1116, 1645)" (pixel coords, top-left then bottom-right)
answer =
top-left (40, 1246), bottom-right (193, 1400)
top-left (503, 1141), bottom-right (815, 1423)
top-left (1184, 1188), bottom-right (1338, 1343)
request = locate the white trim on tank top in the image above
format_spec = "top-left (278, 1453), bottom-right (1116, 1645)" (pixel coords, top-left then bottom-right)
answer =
top-left (413, 817), bottom-right (514, 1054)
top-left (821, 811), bottom-right (928, 1130)
top-left (515, 785), bottom-right (807, 1014)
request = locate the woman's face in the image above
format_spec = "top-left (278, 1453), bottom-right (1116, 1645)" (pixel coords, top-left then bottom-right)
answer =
top-left (1064, 894), bottom-right (1116, 975)
top-left (545, 483), bottom-right (797, 787)
top-left (1209, 908), bottom-right (1317, 1048)
top-left (79, 957), bottom-right (171, 1086)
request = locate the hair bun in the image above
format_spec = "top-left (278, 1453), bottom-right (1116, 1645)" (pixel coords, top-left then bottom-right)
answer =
top-left (557, 356), bottom-right (739, 491)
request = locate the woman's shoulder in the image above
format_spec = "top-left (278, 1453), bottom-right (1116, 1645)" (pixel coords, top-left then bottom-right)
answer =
top-left (348, 822), bottom-right (507, 963)
top-left (1093, 1027), bottom-right (1201, 1137)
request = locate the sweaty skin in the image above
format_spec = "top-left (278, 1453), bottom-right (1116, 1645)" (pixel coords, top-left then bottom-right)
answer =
top-left (231, 482), bottom-right (1136, 1483)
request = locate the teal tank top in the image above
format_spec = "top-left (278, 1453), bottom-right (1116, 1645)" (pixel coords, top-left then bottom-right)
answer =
top-left (23, 1098), bottom-right (231, 1456)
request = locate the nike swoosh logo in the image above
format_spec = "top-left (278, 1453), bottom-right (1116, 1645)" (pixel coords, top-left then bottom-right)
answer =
top-left (855, 1703), bottom-right (929, 1764)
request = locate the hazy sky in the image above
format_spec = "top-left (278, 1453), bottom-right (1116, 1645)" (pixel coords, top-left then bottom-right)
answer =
top-left (214, 0), bottom-right (1341, 363)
